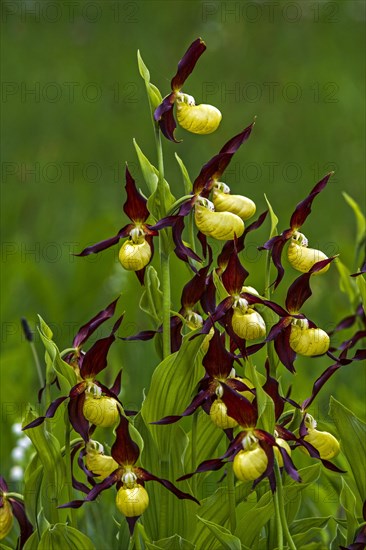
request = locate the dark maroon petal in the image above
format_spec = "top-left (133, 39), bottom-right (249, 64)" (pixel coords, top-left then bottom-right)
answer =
top-left (157, 98), bottom-right (179, 142)
top-left (80, 316), bottom-right (122, 379)
top-left (193, 153), bottom-right (232, 194)
top-left (219, 122), bottom-right (255, 154)
top-left (149, 215), bottom-right (180, 231)
top-left (200, 273), bottom-right (216, 315)
top-left (221, 382), bottom-right (257, 428)
top-left (273, 325), bottom-right (296, 373)
top-left (111, 414), bottom-right (140, 466)
top-left (172, 216), bottom-right (202, 264)
top-left (137, 467), bottom-right (199, 504)
top-left (110, 370), bottom-right (122, 397)
top-left (253, 440), bottom-right (275, 492)
top-left (124, 165), bottom-right (149, 222)
top-left (74, 446), bottom-right (93, 493)
top-left (302, 362), bottom-right (341, 411)
top-left (290, 172), bottom-right (333, 230)
top-left (285, 257), bottom-right (337, 314)
top-left (73, 298), bottom-right (119, 349)
top-left (199, 296), bottom-right (234, 337)
top-left (177, 458), bottom-right (225, 481)
top-left (171, 38), bottom-right (206, 91)
top-left (122, 329), bottom-right (159, 342)
top-left (59, 472), bottom-right (119, 509)
top-left (69, 394), bottom-right (90, 442)
top-left (191, 121), bottom-right (256, 190)
top-left (244, 209), bottom-right (268, 235)
top-left (152, 389), bottom-right (212, 425)
top-left (269, 236), bottom-right (288, 289)
top-left (329, 313), bottom-right (358, 335)
top-left (263, 361), bottom-right (285, 420)
top-left (9, 497), bottom-right (33, 548)
top-left (22, 396), bottom-right (68, 430)
top-left (75, 227), bottom-right (130, 257)
top-left (203, 328), bottom-right (234, 378)
top-left (278, 446), bottom-right (301, 482)
top-left (221, 248), bottom-right (248, 294)
top-left (181, 265), bottom-right (211, 308)
top-left (266, 317), bottom-right (291, 342)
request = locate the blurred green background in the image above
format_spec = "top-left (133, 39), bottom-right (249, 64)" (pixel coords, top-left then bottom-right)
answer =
top-left (1, 0), bottom-right (365, 481)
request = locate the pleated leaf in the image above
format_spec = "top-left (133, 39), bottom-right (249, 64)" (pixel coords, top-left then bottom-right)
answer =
top-left (329, 397), bottom-right (366, 501)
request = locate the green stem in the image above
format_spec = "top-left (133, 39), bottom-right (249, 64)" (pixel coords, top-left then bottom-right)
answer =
top-left (273, 486), bottom-right (283, 550)
top-left (154, 127), bottom-right (171, 358)
top-left (64, 415), bottom-right (77, 528)
top-left (133, 526), bottom-right (142, 550)
top-left (227, 463), bottom-right (237, 534)
top-left (274, 461), bottom-right (296, 550)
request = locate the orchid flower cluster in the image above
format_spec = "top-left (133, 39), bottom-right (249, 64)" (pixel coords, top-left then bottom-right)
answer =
top-left (2, 38), bottom-right (365, 550)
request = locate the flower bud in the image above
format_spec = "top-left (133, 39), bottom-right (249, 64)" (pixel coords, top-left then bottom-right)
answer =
top-left (287, 241), bottom-right (329, 275)
top-left (209, 398), bottom-right (238, 429)
top-left (83, 395), bottom-right (120, 428)
top-left (232, 308), bottom-right (266, 340)
top-left (0, 499), bottom-right (13, 540)
top-left (116, 484), bottom-right (149, 517)
top-left (289, 324), bottom-right (330, 356)
top-left (273, 438), bottom-right (291, 467)
top-left (119, 239), bottom-right (151, 271)
top-left (194, 204), bottom-right (244, 241)
top-left (233, 445), bottom-right (268, 482)
top-left (301, 428), bottom-right (340, 460)
top-left (212, 188), bottom-right (256, 221)
top-left (85, 444), bottom-right (119, 481)
top-left (176, 102), bottom-right (222, 134)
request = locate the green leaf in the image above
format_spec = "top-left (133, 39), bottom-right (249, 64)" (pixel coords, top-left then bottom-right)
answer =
top-left (133, 139), bottom-right (158, 195)
top-left (235, 492), bottom-right (274, 547)
top-left (264, 194), bottom-right (278, 238)
top-left (139, 266), bottom-right (163, 324)
top-left (38, 523), bottom-right (96, 549)
top-left (23, 530), bottom-right (40, 550)
top-left (334, 259), bottom-right (358, 306)
top-left (146, 534), bottom-right (195, 550)
top-left (343, 192), bottom-right (366, 251)
top-left (293, 527), bottom-right (329, 547)
top-left (197, 516), bottom-right (242, 550)
top-left (175, 154), bottom-right (193, 194)
top-left (193, 484), bottom-right (252, 548)
top-left (356, 275), bottom-right (366, 308)
top-left (23, 453), bottom-right (43, 527)
top-left (137, 50), bottom-right (162, 112)
top-left (184, 410), bottom-right (225, 490)
top-left (140, 331), bottom-right (206, 457)
top-left (340, 476), bottom-right (358, 544)
top-left (38, 316), bottom-right (53, 339)
top-left (22, 408), bottom-right (67, 524)
top-left (213, 270), bottom-right (230, 303)
top-left (134, 414), bottom-right (196, 541)
top-left (291, 516), bottom-right (331, 535)
top-left (133, 139), bottom-right (175, 219)
top-left (38, 316), bottom-right (77, 389)
top-left (330, 525), bottom-right (347, 550)
top-left (329, 397), bottom-right (366, 501)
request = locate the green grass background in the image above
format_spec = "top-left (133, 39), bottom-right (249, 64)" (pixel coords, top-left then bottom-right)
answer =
top-left (1, 0), bottom-right (365, 484)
